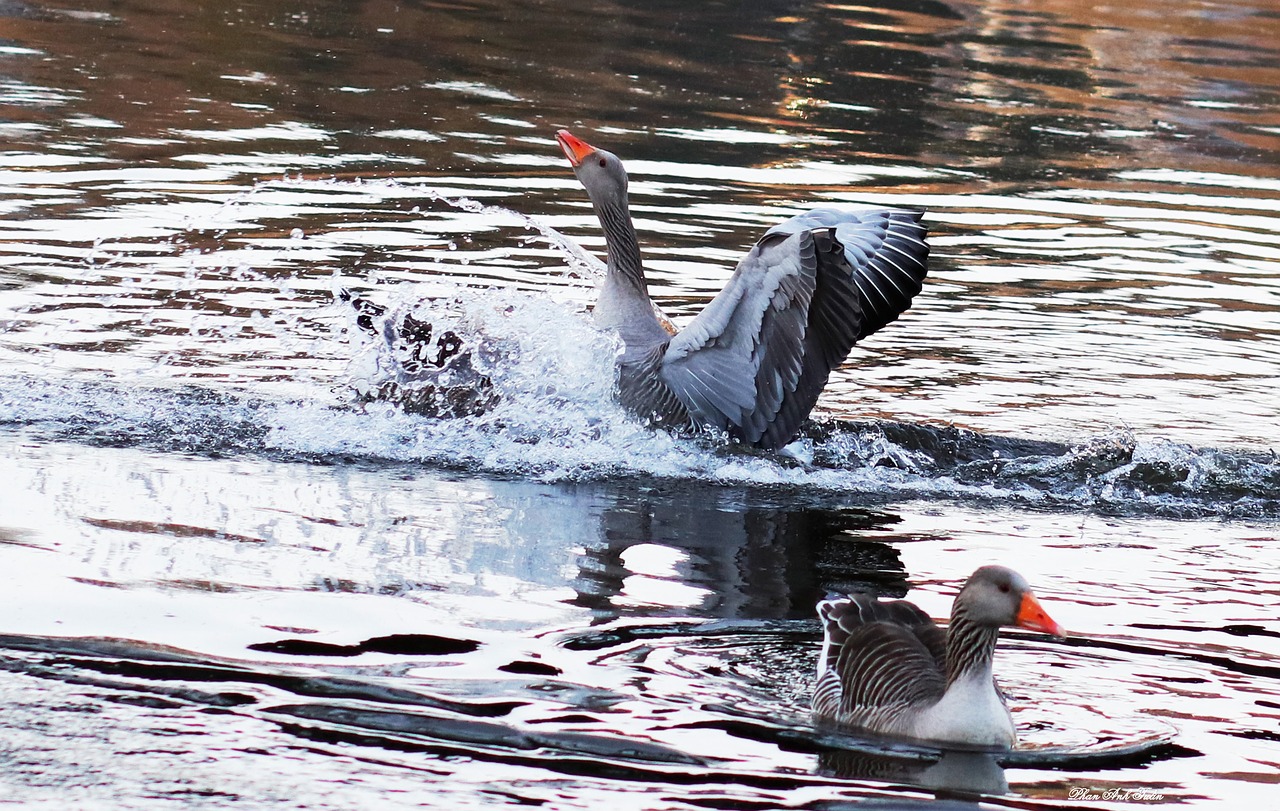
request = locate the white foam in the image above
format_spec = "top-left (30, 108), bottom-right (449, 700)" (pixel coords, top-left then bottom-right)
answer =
top-left (1, 280), bottom-right (1274, 515)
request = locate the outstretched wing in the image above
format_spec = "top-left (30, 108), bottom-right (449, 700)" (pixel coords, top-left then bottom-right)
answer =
top-left (813, 594), bottom-right (947, 729)
top-left (658, 208), bottom-right (928, 450)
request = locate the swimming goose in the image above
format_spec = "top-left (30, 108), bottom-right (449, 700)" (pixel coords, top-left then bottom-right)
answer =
top-left (556, 130), bottom-right (929, 451)
top-left (812, 565), bottom-right (1065, 748)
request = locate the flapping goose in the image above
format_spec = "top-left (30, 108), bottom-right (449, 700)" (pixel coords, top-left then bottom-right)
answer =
top-left (812, 565), bottom-right (1066, 748)
top-left (556, 129), bottom-right (929, 451)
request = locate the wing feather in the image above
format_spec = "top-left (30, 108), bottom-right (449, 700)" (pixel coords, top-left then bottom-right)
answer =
top-left (652, 207), bottom-right (928, 450)
top-left (660, 231), bottom-right (816, 437)
top-left (813, 594), bottom-right (948, 732)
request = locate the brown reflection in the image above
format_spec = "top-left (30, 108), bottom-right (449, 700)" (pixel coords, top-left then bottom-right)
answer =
top-left (0, 0), bottom-right (1275, 182)
top-left (917, 0), bottom-right (1280, 180)
top-left (2, 0), bottom-right (846, 168)
top-left (80, 516), bottom-right (269, 544)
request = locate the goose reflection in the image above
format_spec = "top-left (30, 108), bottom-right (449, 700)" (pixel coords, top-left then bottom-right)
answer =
top-left (818, 745), bottom-right (1009, 796)
top-left (569, 480), bottom-right (911, 621)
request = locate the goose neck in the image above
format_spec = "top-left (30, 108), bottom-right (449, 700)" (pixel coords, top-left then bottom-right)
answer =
top-left (945, 605), bottom-right (1000, 687)
top-left (593, 196), bottom-right (647, 291)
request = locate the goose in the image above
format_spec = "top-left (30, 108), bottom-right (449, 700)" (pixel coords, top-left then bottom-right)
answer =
top-left (555, 129), bottom-right (929, 451)
top-left (812, 565), bottom-right (1066, 748)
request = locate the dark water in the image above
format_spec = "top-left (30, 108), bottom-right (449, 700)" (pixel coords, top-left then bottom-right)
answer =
top-left (1, 0), bottom-right (1278, 807)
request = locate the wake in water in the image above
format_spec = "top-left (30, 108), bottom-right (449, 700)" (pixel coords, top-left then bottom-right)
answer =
top-left (807, 421), bottom-right (1280, 518)
top-left (332, 283), bottom-right (671, 469)
top-left (0, 276), bottom-right (1275, 519)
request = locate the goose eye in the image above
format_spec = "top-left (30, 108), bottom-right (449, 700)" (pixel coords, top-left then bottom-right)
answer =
top-left (598, 157), bottom-right (607, 168)
top-left (998, 583), bottom-right (1011, 594)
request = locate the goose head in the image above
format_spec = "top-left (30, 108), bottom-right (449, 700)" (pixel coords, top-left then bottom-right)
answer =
top-left (556, 129), bottom-right (629, 210)
top-left (956, 565), bottom-right (1065, 636)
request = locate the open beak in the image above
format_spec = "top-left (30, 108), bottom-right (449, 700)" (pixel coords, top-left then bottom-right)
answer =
top-left (1016, 591), bottom-right (1067, 637)
top-left (556, 129), bottom-right (595, 167)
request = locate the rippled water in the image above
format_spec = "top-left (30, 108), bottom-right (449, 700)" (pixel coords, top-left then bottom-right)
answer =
top-left (0, 0), bottom-right (1277, 808)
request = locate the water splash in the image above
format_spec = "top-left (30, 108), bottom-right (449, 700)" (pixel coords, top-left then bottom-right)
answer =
top-left (411, 187), bottom-right (606, 281)
top-left (2, 351), bottom-right (1276, 518)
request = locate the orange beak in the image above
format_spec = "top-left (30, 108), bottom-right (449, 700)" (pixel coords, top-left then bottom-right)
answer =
top-left (1016, 591), bottom-right (1066, 637)
top-left (556, 129), bottom-right (596, 167)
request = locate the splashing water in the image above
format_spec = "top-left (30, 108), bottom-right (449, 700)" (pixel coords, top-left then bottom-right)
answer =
top-left (325, 283), bottom-right (689, 476)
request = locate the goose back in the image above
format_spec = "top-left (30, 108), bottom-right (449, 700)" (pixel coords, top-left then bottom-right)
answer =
top-left (812, 593), bottom-right (949, 734)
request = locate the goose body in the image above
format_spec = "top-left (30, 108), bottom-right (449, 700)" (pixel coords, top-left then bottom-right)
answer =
top-left (812, 565), bottom-right (1065, 749)
top-left (556, 130), bottom-right (929, 450)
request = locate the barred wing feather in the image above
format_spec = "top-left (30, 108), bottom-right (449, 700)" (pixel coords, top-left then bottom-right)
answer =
top-left (657, 208), bottom-right (927, 450)
top-left (813, 594), bottom-right (948, 728)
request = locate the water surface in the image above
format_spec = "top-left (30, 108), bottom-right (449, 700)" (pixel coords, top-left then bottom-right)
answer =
top-left (0, 0), bottom-right (1277, 808)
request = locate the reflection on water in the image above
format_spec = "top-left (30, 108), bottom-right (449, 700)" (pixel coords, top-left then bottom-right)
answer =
top-left (819, 748), bottom-right (1011, 796)
top-left (1, 434), bottom-right (1275, 807)
top-left (0, 0), bottom-right (1277, 807)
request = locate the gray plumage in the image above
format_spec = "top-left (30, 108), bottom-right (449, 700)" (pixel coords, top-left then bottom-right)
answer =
top-left (556, 130), bottom-right (929, 450)
top-left (812, 593), bottom-right (951, 734)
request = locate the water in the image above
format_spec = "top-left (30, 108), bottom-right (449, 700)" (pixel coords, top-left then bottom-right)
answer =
top-left (0, 0), bottom-right (1278, 807)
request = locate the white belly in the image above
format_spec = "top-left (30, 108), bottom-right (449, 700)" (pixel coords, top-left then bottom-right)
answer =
top-left (907, 671), bottom-right (1015, 748)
